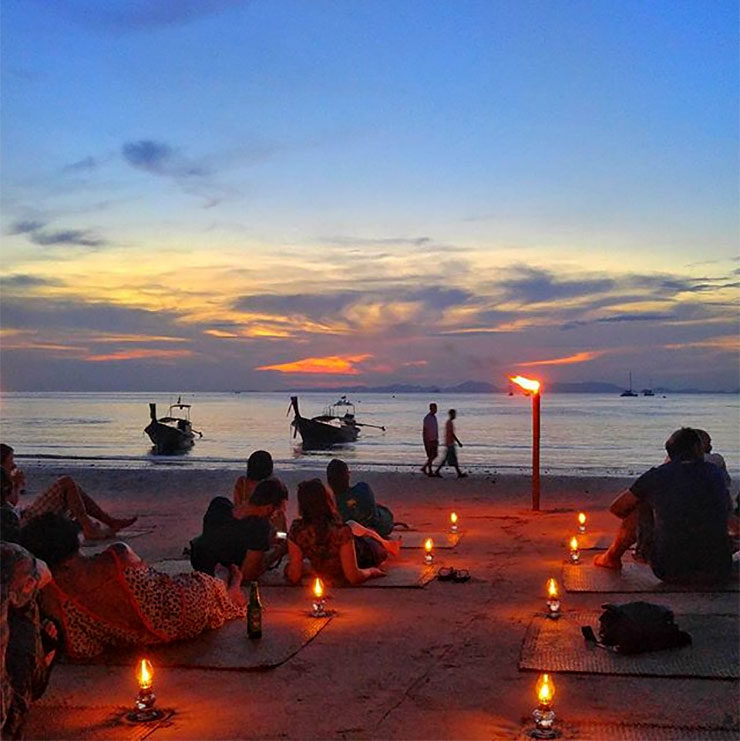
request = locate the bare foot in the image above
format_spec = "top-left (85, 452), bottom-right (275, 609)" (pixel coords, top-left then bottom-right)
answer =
top-left (82, 521), bottom-right (114, 541)
top-left (109, 515), bottom-right (138, 532)
top-left (593, 552), bottom-right (622, 570)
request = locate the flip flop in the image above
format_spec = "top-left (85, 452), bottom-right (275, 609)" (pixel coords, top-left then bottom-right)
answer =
top-left (437, 566), bottom-right (455, 581)
top-left (452, 568), bottom-right (470, 583)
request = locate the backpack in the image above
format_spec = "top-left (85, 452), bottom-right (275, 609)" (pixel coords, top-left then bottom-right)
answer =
top-left (581, 601), bottom-right (692, 655)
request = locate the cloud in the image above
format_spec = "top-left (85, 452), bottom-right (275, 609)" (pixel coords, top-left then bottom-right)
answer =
top-left (517, 350), bottom-right (606, 367)
top-left (122, 140), bottom-right (208, 178)
top-left (30, 229), bottom-right (106, 248)
top-left (494, 266), bottom-right (615, 304)
top-left (62, 0), bottom-right (247, 32)
top-left (7, 220), bottom-right (45, 235)
top-left (0, 274), bottom-right (58, 289)
top-left (663, 336), bottom-right (739, 352)
top-left (256, 354), bottom-right (373, 375)
top-left (84, 348), bottom-right (195, 362)
top-left (322, 235), bottom-right (432, 248)
top-left (62, 156), bottom-right (98, 173)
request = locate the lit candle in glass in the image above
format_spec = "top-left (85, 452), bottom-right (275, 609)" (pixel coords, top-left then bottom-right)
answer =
top-left (577, 511), bottom-right (587, 534)
top-left (311, 577), bottom-right (327, 617)
top-left (450, 512), bottom-right (458, 533)
top-left (532, 673), bottom-right (557, 738)
top-left (126, 658), bottom-right (163, 722)
top-left (424, 537), bottom-right (434, 564)
top-left (569, 536), bottom-right (580, 564)
top-left (545, 578), bottom-right (560, 619)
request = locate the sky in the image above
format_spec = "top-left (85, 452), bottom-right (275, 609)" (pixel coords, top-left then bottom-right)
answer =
top-left (1, 0), bottom-right (738, 392)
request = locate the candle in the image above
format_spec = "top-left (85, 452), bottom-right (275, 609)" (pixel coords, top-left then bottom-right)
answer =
top-left (577, 511), bottom-right (587, 534)
top-left (450, 512), bottom-right (458, 533)
top-left (311, 577), bottom-right (327, 617)
top-left (532, 673), bottom-right (557, 738)
top-left (545, 578), bottom-right (560, 619)
top-left (424, 537), bottom-right (434, 564)
top-left (569, 535), bottom-right (580, 564)
top-left (126, 658), bottom-right (163, 723)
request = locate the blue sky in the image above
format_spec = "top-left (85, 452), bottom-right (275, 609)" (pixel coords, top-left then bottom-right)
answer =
top-left (1, 0), bottom-right (738, 391)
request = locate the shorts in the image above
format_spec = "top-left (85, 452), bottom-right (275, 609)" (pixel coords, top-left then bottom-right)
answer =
top-left (443, 446), bottom-right (458, 466)
top-left (424, 441), bottom-right (438, 459)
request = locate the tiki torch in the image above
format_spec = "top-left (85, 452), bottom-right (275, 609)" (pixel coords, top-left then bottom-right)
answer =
top-left (509, 375), bottom-right (541, 511)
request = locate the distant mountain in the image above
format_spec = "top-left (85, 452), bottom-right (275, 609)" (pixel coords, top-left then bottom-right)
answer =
top-left (274, 380), bottom-right (738, 394)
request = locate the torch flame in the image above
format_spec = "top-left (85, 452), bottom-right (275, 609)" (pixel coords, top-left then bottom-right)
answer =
top-left (313, 577), bottom-right (324, 599)
top-left (535, 673), bottom-right (555, 706)
top-left (569, 536), bottom-right (579, 551)
top-left (578, 512), bottom-right (586, 526)
top-left (509, 375), bottom-right (541, 394)
top-left (137, 658), bottom-right (153, 690)
top-left (424, 537), bottom-right (433, 553)
top-left (450, 512), bottom-right (458, 525)
top-left (546, 578), bottom-right (558, 599)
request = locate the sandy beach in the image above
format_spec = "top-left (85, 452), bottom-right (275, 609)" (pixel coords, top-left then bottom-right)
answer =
top-left (19, 465), bottom-right (739, 740)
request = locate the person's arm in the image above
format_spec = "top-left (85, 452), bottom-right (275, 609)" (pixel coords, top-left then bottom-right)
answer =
top-left (454, 434), bottom-right (462, 447)
top-left (345, 520), bottom-right (398, 554)
top-left (338, 539), bottom-right (385, 585)
top-left (609, 489), bottom-right (640, 518)
top-left (284, 539), bottom-right (304, 584)
top-left (241, 550), bottom-right (265, 581)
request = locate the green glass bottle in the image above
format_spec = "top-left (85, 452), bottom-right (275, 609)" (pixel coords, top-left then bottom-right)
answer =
top-left (247, 581), bottom-right (262, 639)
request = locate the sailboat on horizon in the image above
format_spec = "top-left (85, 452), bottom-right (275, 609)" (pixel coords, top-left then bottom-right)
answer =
top-left (620, 371), bottom-right (638, 397)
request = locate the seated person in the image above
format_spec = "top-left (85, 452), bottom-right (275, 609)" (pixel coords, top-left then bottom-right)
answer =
top-left (20, 513), bottom-right (246, 660)
top-left (285, 479), bottom-right (397, 587)
top-left (232, 450), bottom-right (273, 517)
top-left (326, 459), bottom-right (394, 538)
top-left (595, 427), bottom-right (732, 584)
top-left (190, 479), bottom-right (289, 580)
top-left (695, 429), bottom-right (732, 493)
top-left (1, 444), bottom-right (136, 542)
top-left (1, 543), bottom-right (57, 739)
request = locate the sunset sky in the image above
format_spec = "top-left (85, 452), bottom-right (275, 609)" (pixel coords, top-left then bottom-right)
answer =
top-left (1, 0), bottom-right (737, 391)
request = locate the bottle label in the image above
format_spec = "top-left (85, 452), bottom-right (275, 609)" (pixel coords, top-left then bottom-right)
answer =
top-left (247, 609), bottom-right (262, 637)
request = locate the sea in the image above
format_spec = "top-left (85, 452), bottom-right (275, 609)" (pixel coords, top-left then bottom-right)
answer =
top-left (1, 391), bottom-right (738, 478)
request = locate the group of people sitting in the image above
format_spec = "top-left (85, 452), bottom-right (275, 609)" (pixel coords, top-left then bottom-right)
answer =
top-left (1, 429), bottom-right (736, 737)
top-left (0, 445), bottom-right (401, 736)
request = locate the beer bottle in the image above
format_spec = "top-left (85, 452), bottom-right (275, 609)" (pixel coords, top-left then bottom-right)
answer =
top-left (247, 581), bottom-right (262, 639)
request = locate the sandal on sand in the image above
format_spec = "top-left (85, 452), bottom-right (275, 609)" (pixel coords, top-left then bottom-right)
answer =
top-left (437, 567), bottom-right (455, 581)
top-left (452, 568), bottom-right (470, 583)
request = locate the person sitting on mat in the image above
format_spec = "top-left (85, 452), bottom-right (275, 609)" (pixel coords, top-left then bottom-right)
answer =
top-left (326, 459), bottom-right (395, 538)
top-left (20, 513), bottom-right (246, 660)
top-left (232, 450), bottom-right (273, 516)
top-left (285, 479), bottom-right (398, 587)
top-left (191, 479), bottom-right (289, 579)
top-left (1, 444), bottom-right (136, 543)
top-left (594, 427), bottom-right (732, 584)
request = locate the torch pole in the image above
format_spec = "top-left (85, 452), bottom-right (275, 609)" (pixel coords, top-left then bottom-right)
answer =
top-left (532, 391), bottom-right (541, 511)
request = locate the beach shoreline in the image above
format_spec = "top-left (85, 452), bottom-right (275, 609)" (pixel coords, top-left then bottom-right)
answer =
top-left (20, 465), bottom-right (739, 739)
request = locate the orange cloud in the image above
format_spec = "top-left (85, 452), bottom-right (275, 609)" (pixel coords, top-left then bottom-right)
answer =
top-left (518, 350), bottom-right (604, 367)
top-left (84, 349), bottom-right (194, 363)
top-left (256, 353), bottom-right (373, 375)
top-left (663, 336), bottom-right (739, 351)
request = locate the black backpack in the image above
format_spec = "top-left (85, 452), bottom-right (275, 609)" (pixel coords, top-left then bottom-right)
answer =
top-left (582, 601), bottom-right (692, 655)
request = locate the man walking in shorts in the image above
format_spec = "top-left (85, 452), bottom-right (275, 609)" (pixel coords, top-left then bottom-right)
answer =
top-left (421, 403), bottom-right (439, 476)
top-left (434, 409), bottom-right (467, 478)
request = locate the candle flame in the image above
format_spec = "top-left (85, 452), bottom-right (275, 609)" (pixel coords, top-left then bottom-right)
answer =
top-left (569, 536), bottom-right (579, 551)
top-left (578, 512), bottom-right (586, 526)
top-left (137, 659), bottom-right (153, 690)
top-left (424, 537), bottom-right (433, 553)
top-left (509, 375), bottom-right (541, 394)
top-left (546, 578), bottom-right (558, 598)
top-left (536, 673), bottom-right (555, 706)
top-left (450, 512), bottom-right (458, 525)
top-left (313, 577), bottom-right (324, 599)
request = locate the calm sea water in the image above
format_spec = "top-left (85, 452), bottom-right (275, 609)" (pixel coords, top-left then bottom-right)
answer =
top-left (0, 391), bottom-right (738, 477)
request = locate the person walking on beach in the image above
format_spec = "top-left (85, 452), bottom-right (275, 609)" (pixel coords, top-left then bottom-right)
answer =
top-left (421, 403), bottom-right (439, 476)
top-left (434, 410), bottom-right (467, 479)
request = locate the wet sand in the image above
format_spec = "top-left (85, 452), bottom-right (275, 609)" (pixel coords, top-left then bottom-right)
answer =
top-left (19, 466), bottom-right (739, 740)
